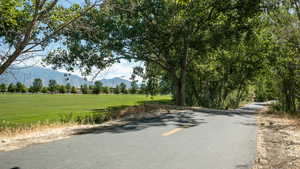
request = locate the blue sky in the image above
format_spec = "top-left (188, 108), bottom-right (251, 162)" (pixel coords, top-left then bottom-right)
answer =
top-left (58, 0), bottom-right (86, 7)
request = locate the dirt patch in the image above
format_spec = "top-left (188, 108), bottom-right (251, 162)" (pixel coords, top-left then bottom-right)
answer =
top-left (0, 104), bottom-right (172, 152)
top-left (253, 110), bottom-right (300, 169)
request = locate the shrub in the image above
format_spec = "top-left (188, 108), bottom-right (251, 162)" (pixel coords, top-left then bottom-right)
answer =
top-left (16, 82), bottom-right (26, 93)
top-left (7, 83), bottom-right (16, 93)
top-left (80, 84), bottom-right (88, 94)
top-left (71, 86), bottom-right (77, 94)
top-left (32, 78), bottom-right (43, 93)
top-left (59, 85), bottom-right (66, 93)
top-left (41, 87), bottom-right (48, 93)
top-left (93, 81), bottom-right (102, 94)
top-left (0, 83), bottom-right (7, 92)
top-left (48, 80), bottom-right (58, 93)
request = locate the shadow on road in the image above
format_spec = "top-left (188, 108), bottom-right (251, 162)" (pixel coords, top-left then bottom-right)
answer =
top-left (72, 102), bottom-right (265, 136)
top-left (190, 107), bottom-right (258, 118)
top-left (72, 111), bottom-right (206, 135)
top-left (235, 164), bottom-right (250, 169)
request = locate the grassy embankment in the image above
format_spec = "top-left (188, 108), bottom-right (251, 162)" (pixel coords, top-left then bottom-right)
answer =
top-left (0, 94), bottom-right (171, 132)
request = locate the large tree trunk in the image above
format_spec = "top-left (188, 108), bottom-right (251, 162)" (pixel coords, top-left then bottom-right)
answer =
top-left (173, 50), bottom-right (188, 106)
top-left (174, 76), bottom-right (186, 106)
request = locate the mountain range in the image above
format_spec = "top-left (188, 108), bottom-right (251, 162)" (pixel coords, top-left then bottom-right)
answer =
top-left (0, 66), bottom-right (131, 88)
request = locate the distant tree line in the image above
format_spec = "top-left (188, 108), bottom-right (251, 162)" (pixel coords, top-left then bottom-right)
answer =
top-left (0, 78), bottom-right (165, 95)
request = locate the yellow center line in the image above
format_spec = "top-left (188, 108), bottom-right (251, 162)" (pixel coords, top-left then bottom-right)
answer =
top-left (161, 128), bottom-right (184, 136)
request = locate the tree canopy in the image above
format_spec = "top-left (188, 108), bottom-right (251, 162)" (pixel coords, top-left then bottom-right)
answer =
top-left (0, 0), bottom-right (98, 74)
top-left (4, 0), bottom-right (300, 114)
top-left (45, 0), bottom-right (262, 106)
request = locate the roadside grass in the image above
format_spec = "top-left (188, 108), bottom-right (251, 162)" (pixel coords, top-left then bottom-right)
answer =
top-left (0, 94), bottom-right (171, 135)
top-left (268, 102), bottom-right (300, 120)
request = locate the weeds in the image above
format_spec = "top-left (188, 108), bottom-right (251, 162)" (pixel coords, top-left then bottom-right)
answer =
top-left (268, 102), bottom-right (300, 120)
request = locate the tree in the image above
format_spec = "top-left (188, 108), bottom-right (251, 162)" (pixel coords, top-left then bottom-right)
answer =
top-left (45, 0), bottom-right (262, 106)
top-left (0, 83), bottom-right (7, 92)
top-left (7, 83), bottom-right (16, 93)
top-left (184, 33), bottom-right (270, 108)
top-left (123, 88), bottom-right (128, 94)
top-left (48, 79), bottom-right (57, 93)
top-left (41, 87), bottom-right (48, 93)
top-left (80, 84), bottom-right (88, 94)
top-left (71, 86), bottom-right (77, 94)
top-left (102, 86), bottom-right (110, 94)
top-left (254, 0), bottom-right (300, 114)
top-left (16, 82), bottom-right (26, 93)
top-left (58, 85), bottom-right (66, 93)
top-left (113, 85), bottom-right (120, 94)
top-left (129, 73), bottom-right (138, 94)
top-left (139, 83), bottom-right (147, 94)
top-left (32, 78), bottom-right (43, 93)
top-left (93, 81), bottom-right (102, 94)
top-left (159, 77), bottom-right (172, 95)
top-left (66, 83), bottom-right (71, 93)
top-left (89, 85), bottom-right (94, 92)
top-left (130, 81), bottom-right (138, 94)
top-left (28, 86), bottom-right (34, 93)
top-left (0, 0), bottom-right (98, 75)
top-left (119, 83), bottom-right (127, 94)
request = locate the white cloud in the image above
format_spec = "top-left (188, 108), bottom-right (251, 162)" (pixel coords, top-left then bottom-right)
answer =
top-left (94, 60), bottom-right (144, 81)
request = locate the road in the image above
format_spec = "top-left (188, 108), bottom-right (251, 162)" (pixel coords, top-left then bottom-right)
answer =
top-left (0, 103), bottom-right (267, 169)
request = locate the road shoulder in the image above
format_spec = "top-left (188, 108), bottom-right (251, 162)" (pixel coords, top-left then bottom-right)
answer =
top-left (253, 110), bottom-right (300, 169)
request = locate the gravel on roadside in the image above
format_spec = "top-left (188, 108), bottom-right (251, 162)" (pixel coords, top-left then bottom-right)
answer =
top-left (253, 112), bottom-right (300, 169)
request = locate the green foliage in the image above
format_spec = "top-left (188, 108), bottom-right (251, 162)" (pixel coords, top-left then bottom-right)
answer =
top-left (185, 31), bottom-right (270, 108)
top-left (0, 0), bottom-right (26, 44)
top-left (71, 86), bottom-right (77, 94)
top-left (123, 88), bottom-right (128, 94)
top-left (32, 78), bottom-right (43, 93)
top-left (7, 83), bottom-right (16, 93)
top-left (254, 78), bottom-right (275, 102)
top-left (89, 85), bottom-right (94, 91)
top-left (16, 82), bottom-right (26, 93)
top-left (0, 83), bottom-right (7, 92)
top-left (66, 83), bottom-right (71, 93)
top-left (41, 87), bottom-right (48, 94)
top-left (28, 86), bottom-right (34, 93)
top-left (254, 0), bottom-right (300, 114)
top-left (119, 83), bottom-right (127, 94)
top-left (129, 71), bottom-right (139, 94)
top-left (130, 81), bottom-right (138, 94)
top-left (93, 81), bottom-right (102, 94)
top-left (113, 85), bottom-right (120, 94)
top-left (45, 0), bottom-right (263, 106)
top-left (139, 83), bottom-right (147, 94)
top-left (48, 80), bottom-right (57, 93)
top-left (102, 86), bottom-right (110, 94)
top-left (80, 84), bottom-right (88, 94)
top-left (59, 85), bottom-right (66, 94)
top-left (2, 0), bottom-right (298, 114)
top-left (0, 0), bottom-right (86, 74)
top-left (8, 1), bottom-right (300, 117)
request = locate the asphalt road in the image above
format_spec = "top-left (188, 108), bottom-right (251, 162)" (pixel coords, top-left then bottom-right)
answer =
top-left (0, 102), bottom-right (267, 169)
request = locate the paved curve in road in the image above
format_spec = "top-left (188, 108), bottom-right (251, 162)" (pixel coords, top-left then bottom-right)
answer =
top-left (0, 102), bottom-right (267, 169)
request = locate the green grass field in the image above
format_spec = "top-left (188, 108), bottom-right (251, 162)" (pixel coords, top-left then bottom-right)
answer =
top-left (0, 94), bottom-right (171, 126)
